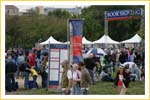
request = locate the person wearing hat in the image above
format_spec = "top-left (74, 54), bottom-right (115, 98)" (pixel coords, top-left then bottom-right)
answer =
top-left (114, 64), bottom-right (131, 95)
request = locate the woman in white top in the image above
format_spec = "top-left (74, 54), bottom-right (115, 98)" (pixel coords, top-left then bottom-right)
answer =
top-left (72, 64), bottom-right (81, 95)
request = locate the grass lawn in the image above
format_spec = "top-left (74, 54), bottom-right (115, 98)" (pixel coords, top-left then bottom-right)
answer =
top-left (89, 81), bottom-right (145, 95)
top-left (6, 81), bottom-right (144, 95)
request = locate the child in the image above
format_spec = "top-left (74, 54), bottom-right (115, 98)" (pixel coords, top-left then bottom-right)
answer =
top-left (26, 66), bottom-right (38, 89)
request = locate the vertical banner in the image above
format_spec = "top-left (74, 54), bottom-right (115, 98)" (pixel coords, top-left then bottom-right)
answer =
top-left (69, 19), bottom-right (84, 64)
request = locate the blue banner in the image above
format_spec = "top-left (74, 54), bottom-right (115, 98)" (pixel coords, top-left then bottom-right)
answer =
top-left (69, 19), bottom-right (83, 64)
top-left (106, 8), bottom-right (143, 20)
top-left (69, 19), bottom-right (83, 36)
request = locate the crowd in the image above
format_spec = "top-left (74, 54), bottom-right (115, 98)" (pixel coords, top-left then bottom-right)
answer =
top-left (60, 46), bottom-right (145, 95)
top-left (5, 46), bottom-right (145, 95)
top-left (5, 46), bottom-right (49, 92)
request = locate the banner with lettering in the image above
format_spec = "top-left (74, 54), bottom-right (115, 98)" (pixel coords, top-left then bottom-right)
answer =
top-left (105, 8), bottom-right (143, 21)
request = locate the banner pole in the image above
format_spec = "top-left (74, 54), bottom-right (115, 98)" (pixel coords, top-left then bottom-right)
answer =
top-left (47, 41), bottom-right (50, 91)
top-left (104, 11), bottom-right (108, 48)
top-left (67, 19), bottom-right (71, 66)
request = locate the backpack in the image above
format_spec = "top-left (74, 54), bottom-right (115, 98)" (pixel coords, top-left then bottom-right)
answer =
top-left (19, 63), bottom-right (30, 72)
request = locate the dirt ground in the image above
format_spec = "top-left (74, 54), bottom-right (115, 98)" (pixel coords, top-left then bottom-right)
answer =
top-left (16, 75), bottom-right (42, 88)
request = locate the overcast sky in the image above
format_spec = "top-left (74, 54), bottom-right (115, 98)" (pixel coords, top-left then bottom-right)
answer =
top-left (15, 5), bottom-right (89, 12)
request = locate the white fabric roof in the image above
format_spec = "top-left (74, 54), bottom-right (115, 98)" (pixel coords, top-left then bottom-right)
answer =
top-left (64, 37), bottom-right (93, 44)
top-left (121, 34), bottom-right (142, 43)
top-left (40, 36), bottom-right (63, 45)
top-left (93, 35), bottom-right (119, 44)
top-left (82, 37), bottom-right (93, 44)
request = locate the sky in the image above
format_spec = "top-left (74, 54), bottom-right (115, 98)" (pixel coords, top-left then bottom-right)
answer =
top-left (15, 5), bottom-right (89, 12)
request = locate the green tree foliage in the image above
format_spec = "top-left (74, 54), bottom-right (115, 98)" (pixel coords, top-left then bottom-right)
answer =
top-left (81, 5), bottom-right (144, 41)
top-left (5, 6), bottom-right (145, 49)
top-left (48, 9), bottom-right (71, 18)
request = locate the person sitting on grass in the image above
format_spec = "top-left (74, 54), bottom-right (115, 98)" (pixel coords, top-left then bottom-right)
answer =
top-left (100, 67), bottom-right (114, 82)
top-left (130, 64), bottom-right (140, 81)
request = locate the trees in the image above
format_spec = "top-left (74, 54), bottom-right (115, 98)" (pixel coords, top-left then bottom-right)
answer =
top-left (5, 6), bottom-right (145, 49)
top-left (81, 5), bottom-right (144, 42)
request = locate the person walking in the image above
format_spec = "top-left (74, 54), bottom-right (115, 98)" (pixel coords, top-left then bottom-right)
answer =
top-left (72, 64), bottom-right (81, 95)
top-left (60, 60), bottom-right (73, 95)
top-left (114, 65), bottom-right (131, 95)
top-left (79, 62), bottom-right (92, 95)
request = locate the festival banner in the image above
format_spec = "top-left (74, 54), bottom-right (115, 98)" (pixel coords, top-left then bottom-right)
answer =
top-left (105, 8), bottom-right (143, 21)
top-left (69, 19), bottom-right (84, 64)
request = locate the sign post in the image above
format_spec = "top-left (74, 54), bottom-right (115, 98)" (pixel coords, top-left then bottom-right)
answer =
top-left (47, 44), bottom-right (68, 90)
top-left (104, 11), bottom-right (108, 36)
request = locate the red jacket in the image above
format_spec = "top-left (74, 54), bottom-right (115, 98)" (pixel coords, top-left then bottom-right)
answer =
top-left (29, 52), bottom-right (35, 67)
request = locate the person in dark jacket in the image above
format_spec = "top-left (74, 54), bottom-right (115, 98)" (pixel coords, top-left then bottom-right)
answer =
top-left (84, 53), bottom-right (96, 85)
top-left (19, 59), bottom-right (31, 89)
top-left (114, 64), bottom-right (130, 95)
top-left (119, 51), bottom-right (128, 64)
top-left (5, 55), bottom-right (17, 92)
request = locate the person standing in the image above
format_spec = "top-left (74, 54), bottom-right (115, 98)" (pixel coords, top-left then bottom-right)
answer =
top-left (60, 60), bottom-right (73, 95)
top-left (84, 53), bottom-right (96, 85)
top-left (5, 55), bottom-right (17, 92)
top-left (29, 50), bottom-right (35, 67)
top-left (79, 62), bottom-right (92, 95)
top-left (119, 51), bottom-right (128, 64)
top-left (72, 64), bottom-right (81, 95)
top-left (26, 67), bottom-right (38, 89)
top-left (40, 55), bottom-right (48, 88)
top-left (19, 59), bottom-right (31, 89)
top-left (16, 52), bottom-right (25, 78)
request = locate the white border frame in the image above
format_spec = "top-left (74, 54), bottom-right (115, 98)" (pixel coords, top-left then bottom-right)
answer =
top-left (1, 1), bottom-right (149, 99)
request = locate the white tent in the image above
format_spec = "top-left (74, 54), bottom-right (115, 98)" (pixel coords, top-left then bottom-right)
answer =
top-left (121, 34), bottom-right (142, 43)
top-left (64, 37), bottom-right (93, 44)
top-left (82, 37), bottom-right (93, 44)
top-left (40, 36), bottom-right (63, 45)
top-left (93, 35), bottom-right (119, 44)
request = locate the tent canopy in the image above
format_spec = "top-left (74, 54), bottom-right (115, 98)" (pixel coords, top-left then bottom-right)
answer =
top-left (93, 35), bottom-right (119, 44)
top-left (40, 36), bottom-right (63, 45)
top-left (64, 37), bottom-right (93, 44)
top-left (86, 48), bottom-right (106, 56)
top-left (82, 37), bottom-right (93, 44)
top-left (121, 34), bottom-right (142, 44)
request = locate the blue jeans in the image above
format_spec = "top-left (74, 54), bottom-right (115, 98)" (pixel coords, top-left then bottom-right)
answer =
top-left (5, 73), bottom-right (16, 92)
top-left (88, 69), bottom-right (95, 85)
top-left (72, 84), bottom-right (80, 95)
top-left (33, 75), bottom-right (38, 88)
top-left (23, 72), bottom-right (29, 89)
top-left (41, 71), bottom-right (48, 88)
top-left (81, 88), bottom-right (88, 95)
